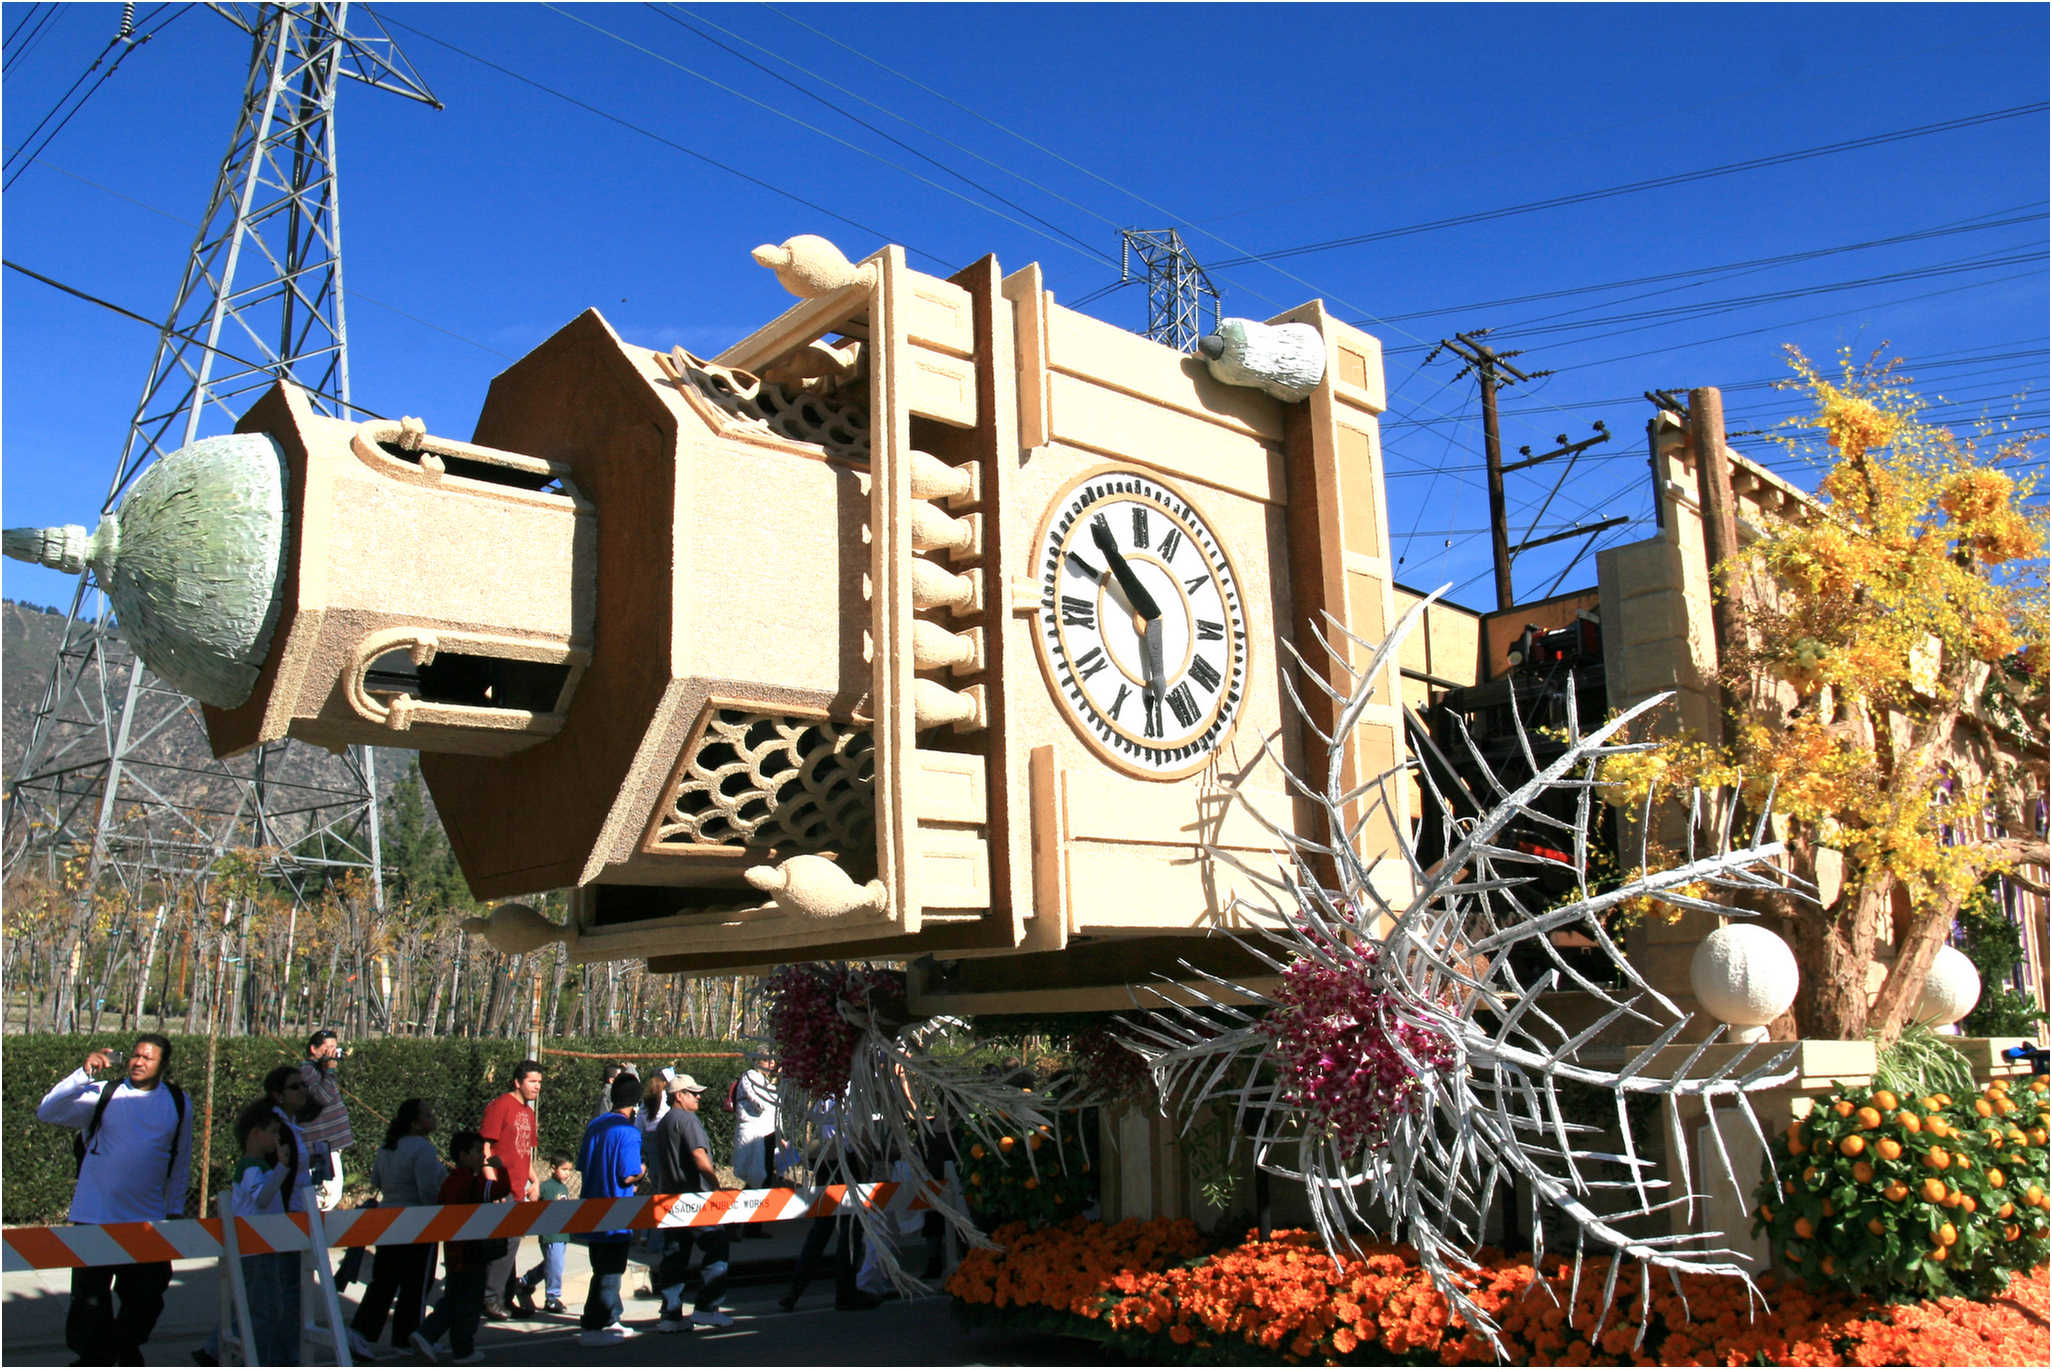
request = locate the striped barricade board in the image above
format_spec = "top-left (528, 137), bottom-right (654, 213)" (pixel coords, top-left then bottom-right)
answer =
top-left (3, 1182), bottom-right (931, 1270)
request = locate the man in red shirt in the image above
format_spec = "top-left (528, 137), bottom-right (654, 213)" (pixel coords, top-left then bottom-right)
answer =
top-left (480, 1059), bottom-right (543, 1318)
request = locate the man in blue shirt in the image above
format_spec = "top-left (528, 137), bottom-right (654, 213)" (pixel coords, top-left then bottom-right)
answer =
top-left (575, 1073), bottom-right (647, 1347)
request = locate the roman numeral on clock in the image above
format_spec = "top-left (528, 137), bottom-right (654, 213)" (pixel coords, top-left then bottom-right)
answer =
top-left (1072, 647), bottom-right (1108, 682)
top-left (1131, 506), bottom-right (1149, 548)
top-left (1165, 683), bottom-right (1199, 728)
top-left (1195, 618), bottom-right (1224, 641)
top-left (1157, 528), bottom-right (1182, 563)
top-left (1188, 654), bottom-right (1222, 693)
top-left (1061, 595), bottom-right (1095, 629)
top-left (1108, 683), bottom-right (1130, 720)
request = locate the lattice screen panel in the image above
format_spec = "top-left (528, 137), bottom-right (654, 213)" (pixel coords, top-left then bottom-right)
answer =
top-left (649, 709), bottom-right (876, 858)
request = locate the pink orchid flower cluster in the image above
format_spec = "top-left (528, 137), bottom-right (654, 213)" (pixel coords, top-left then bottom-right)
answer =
top-left (762, 961), bottom-right (907, 1097)
top-left (1070, 1021), bottom-right (1156, 1103)
top-left (1258, 942), bottom-right (1455, 1155)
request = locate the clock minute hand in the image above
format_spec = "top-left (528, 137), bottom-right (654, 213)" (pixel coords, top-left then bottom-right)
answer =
top-left (1089, 516), bottom-right (1162, 622)
top-left (1142, 617), bottom-right (1168, 708)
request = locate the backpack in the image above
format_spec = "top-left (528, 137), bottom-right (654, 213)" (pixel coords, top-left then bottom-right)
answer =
top-left (74, 1078), bottom-right (187, 1180)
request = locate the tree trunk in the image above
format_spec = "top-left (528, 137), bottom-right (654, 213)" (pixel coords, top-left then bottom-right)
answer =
top-left (424, 932), bottom-right (447, 1038)
top-left (129, 904), bottom-right (167, 1030)
top-left (1867, 888), bottom-right (1969, 1047)
top-left (445, 933), bottom-right (466, 1037)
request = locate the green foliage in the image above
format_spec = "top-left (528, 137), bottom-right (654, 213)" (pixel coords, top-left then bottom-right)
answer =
top-left (1873, 1023), bottom-right (1977, 1103)
top-left (3, 1033), bottom-right (749, 1224)
top-left (1751, 1079), bottom-right (2050, 1301)
top-left (1181, 1107), bottom-right (1240, 1213)
top-left (955, 1109), bottom-right (1098, 1229)
top-left (1955, 884), bottom-right (2047, 1037)
top-left (380, 764), bottom-right (476, 918)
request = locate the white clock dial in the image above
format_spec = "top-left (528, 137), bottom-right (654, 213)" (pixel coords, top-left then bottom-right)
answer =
top-left (1032, 469), bottom-right (1250, 779)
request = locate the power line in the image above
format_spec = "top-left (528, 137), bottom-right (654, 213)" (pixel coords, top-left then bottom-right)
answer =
top-left (377, 11), bottom-right (946, 274)
top-left (1208, 101), bottom-right (2049, 269)
top-left (3, 4), bottom-right (189, 191)
top-left (651, 3), bottom-right (1117, 267)
top-left (2, 1), bottom-right (64, 74)
top-left (1357, 207), bottom-right (2047, 327)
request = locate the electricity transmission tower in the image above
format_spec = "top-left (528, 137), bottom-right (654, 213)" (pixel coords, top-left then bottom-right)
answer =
top-left (3, 4), bottom-right (438, 1016)
top-left (1120, 228), bottom-right (1221, 351)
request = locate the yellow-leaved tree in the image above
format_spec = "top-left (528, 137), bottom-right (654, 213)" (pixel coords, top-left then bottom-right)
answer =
top-left (1606, 346), bottom-right (2047, 1043)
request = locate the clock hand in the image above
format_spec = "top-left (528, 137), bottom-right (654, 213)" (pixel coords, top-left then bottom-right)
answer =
top-left (1089, 515), bottom-right (1163, 622)
top-left (1142, 617), bottom-right (1168, 708)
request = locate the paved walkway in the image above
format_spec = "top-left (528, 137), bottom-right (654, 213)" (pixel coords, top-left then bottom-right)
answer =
top-left (1, 1225), bottom-right (1117, 1366)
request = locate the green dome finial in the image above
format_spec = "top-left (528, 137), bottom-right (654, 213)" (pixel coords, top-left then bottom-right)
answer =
top-left (4, 432), bottom-right (290, 707)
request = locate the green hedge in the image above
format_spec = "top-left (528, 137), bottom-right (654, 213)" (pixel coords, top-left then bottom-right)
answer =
top-left (3, 1034), bottom-right (750, 1225)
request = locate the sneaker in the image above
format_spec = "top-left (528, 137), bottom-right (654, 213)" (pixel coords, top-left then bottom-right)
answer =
top-left (690, 1308), bottom-right (735, 1329)
top-left (348, 1328), bottom-right (393, 1361)
top-left (654, 1315), bottom-right (692, 1335)
top-left (543, 1299), bottom-right (570, 1315)
top-left (575, 1327), bottom-right (638, 1348)
top-left (409, 1331), bottom-right (441, 1363)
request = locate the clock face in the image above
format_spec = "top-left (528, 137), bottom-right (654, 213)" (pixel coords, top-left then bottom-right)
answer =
top-left (1033, 468), bottom-right (1251, 779)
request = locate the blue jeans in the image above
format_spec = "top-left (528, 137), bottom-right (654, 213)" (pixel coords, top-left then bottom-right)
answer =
top-left (243, 1250), bottom-right (301, 1366)
top-left (656, 1228), bottom-right (732, 1318)
top-left (580, 1240), bottom-right (630, 1330)
top-left (418, 1263), bottom-right (485, 1358)
top-left (525, 1242), bottom-right (567, 1300)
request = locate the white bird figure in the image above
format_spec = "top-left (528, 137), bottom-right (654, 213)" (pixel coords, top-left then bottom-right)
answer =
top-left (744, 853), bottom-right (889, 919)
top-left (750, 234), bottom-right (874, 298)
top-left (461, 902), bottom-right (577, 955)
top-left (1197, 318), bottom-right (1327, 401)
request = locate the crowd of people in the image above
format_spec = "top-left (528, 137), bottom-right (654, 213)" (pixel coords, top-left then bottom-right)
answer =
top-left (34, 1032), bottom-right (885, 1366)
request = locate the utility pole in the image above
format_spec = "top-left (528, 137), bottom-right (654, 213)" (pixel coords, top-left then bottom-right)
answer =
top-left (1119, 228), bottom-right (1221, 352)
top-left (1427, 331), bottom-right (1550, 610)
top-left (1506, 424), bottom-right (1629, 600)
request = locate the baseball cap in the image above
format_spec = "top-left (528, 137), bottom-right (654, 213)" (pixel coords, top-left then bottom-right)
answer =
top-left (669, 1073), bottom-right (708, 1095)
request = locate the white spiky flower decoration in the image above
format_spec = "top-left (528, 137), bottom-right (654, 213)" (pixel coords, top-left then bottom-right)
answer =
top-left (1121, 591), bottom-right (1814, 1354)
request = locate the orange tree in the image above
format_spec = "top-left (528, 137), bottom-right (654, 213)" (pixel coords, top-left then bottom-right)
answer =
top-left (1604, 347), bottom-right (2047, 1043)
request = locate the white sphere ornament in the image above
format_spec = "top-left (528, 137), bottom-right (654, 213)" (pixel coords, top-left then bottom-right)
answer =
top-left (1912, 944), bottom-right (1981, 1028)
top-left (1691, 923), bottom-right (1800, 1043)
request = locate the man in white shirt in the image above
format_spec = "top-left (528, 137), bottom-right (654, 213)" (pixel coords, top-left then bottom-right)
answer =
top-left (37, 1033), bottom-right (193, 1366)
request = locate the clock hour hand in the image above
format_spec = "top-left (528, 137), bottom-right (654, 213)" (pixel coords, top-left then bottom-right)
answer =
top-left (1089, 515), bottom-right (1163, 622)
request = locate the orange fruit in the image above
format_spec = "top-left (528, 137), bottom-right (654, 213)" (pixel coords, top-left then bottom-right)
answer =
top-left (1998, 1202), bottom-right (2015, 1219)
top-left (1787, 1242), bottom-right (1807, 1262)
top-left (1989, 1168), bottom-right (2007, 1189)
top-left (1834, 1099), bottom-right (1856, 1118)
top-left (1787, 1124), bottom-right (1808, 1155)
top-left (1785, 1180), bottom-right (1797, 1197)
top-left (1975, 1098), bottom-right (1995, 1118)
top-left (2031, 1076), bottom-right (2047, 1091)
top-left (1877, 1138), bottom-right (1903, 1162)
top-left (1937, 1222), bottom-right (1958, 1247)
top-left (1803, 1166), bottom-right (1819, 1185)
top-left (1934, 1094), bottom-right (1953, 1107)
top-left (999, 1135), bottom-right (1017, 1153)
top-left (1943, 1190), bottom-right (1962, 1208)
top-left (1758, 1204), bottom-right (1776, 1223)
top-left (1929, 1245), bottom-right (1948, 1263)
top-left (1873, 1089), bottom-right (1899, 1111)
top-left (1898, 1111), bottom-right (1923, 1134)
top-left (1997, 1097), bottom-right (2017, 1114)
top-left (1793, 1216), bottom-right (1815, 1239)
top-left (1023, 1177), bottom-right (1038, 1190)
top-left (1884, 1181), bottom-right (1910, 1203)
top-left (969, 1144), bottom-right (985, 1160)
top-left (1921, 1178), bottom-right (1948, 1203)
top-left (1852, 1161), bottom-right (1876, 1184)
top-left (1819, 1255), bottom-right (1836, 1277)
top-left (1822, 1199), bottom-right (1836, 1217)
top-left (1856, 1106), bottom-right (1883, 1130)
top-left (1959, 1195), bottom-right (1978, 1215)
top-left (2030, 1127), bottom-right (2049, 1146)
top-left (1867, 1217), bottom-right (1887, 1236)
top-left (1925, 1147), bottom-right (1951, 1171)
top-left (2005, 1224), bottom-right (2022, 1241)
top-left (1983, 1129), bottom-right (2006, 1148)
top-left (968, 1172), bottom-right (982, 1186)
top-left (2029, 1185), bottom-right (2048, 1208)
top-left (1921, 1097), bottom-right (1943, 1112)
top-left (1926, 1119), bottom-right (1951, 1139)
top-left (1028, 1134), bottom-right (1043, 1151)
top-left (1839, 1135), bottom-right (1866, 1158)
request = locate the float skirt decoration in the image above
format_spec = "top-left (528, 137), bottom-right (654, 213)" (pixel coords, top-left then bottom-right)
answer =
top-left (948, 1218), bottom-right (2052, 1367)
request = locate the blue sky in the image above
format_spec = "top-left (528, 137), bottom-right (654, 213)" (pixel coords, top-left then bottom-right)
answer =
top-left (4, 2), bottom-right (2046, 616)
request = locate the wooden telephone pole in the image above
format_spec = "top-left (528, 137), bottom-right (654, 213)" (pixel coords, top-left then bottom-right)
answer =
top-left (1427, 331), bottom-right (1549, 609)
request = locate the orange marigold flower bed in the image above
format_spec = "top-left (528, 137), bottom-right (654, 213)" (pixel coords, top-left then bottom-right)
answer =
top-left (946, 1218), bottom-right (2051, 1366)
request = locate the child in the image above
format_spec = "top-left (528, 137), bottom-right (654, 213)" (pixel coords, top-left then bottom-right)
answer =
top-left (411, 1130), bottom-right (499, 1365)
top-left (513, 1155), bottom-right (574, 1314)
top-left (230, 1099), bottom-right (300, 1366)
